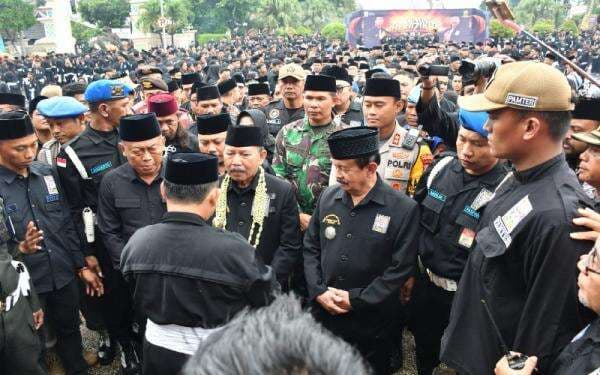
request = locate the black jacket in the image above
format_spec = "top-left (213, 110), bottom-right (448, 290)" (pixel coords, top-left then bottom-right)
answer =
top-left (121, 212), bottom-right (274, 328)
top-left (262, 99), bottom-right (305, 137)
top-left (97, 163), bottom-right (166, 270)
top-left (216, 172), bottom-right (301, 287)
top-left (440, 155), bottom-right (594, 374)
top-left (415, 155), bottom-right (508, 281)
top-left (56, 126), bottom-right (126, 256)
top-left (0, 162), bottom-right (84, 293)
top-left (550, 316), bottom-right (600, 374)
top-left (304, 176), bottom-right (420, 339)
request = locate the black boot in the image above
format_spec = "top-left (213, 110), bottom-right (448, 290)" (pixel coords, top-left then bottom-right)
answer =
top-left (120, 341), bottom-right (141, 375)
top-left (97, 331), bottom-right (116, 366)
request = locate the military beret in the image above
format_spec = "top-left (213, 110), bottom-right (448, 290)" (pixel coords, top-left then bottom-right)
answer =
top-left (37, 96), bottom-right (88, 119)
top-left (84, 80), bottom-right (132, 103)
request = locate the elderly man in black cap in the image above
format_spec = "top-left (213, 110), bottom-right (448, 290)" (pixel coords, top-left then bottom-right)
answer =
top-left (148, 93), bottom-right (199, 155)
top-left (121, 152), bottom-right (274, 375)
top-left (272, 74), bottom-right (345, 232)
top-left (564, 97), bottom-right (600, 173)
top-left (0, 111), bottom-right (103, 375)
top-left (214, 122), bottom-right (301, 291)
top-left (196, 113), bottom-right (230, 175)
top-left (304, 127), bottom-right (421, 374)
top-left (246, 83), bottom-right (271, 109)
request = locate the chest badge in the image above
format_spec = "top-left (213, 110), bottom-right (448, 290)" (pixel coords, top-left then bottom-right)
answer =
top-left (269, 109), bottom-right (280, 118)
top-left (372, 213), bottom-right (390, 234)
top-left (325, 226), bottom-right (337, 240)
top-left (323, 214), bottom-right (341, 240)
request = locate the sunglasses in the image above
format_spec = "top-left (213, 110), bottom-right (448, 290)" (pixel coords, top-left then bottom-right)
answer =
top-left (584, 247), bottom-right (600, 276)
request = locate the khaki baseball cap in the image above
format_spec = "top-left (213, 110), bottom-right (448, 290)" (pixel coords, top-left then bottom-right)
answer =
top-left (572, 126), bottom-right (600, 146)
top-left (458, 61), bottom-right (574, 112)
top-left (278, 64), bottom-right (306, 81)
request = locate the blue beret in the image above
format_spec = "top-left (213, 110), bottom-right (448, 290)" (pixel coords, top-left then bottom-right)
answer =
top-left (459, 108), bottom-right (489, 138)
top-left (84, 79), bottom-right (133, 103)
top-left (37, 96), bottom-right (88, 119)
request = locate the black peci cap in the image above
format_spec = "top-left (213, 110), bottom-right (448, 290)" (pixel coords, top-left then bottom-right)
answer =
top-left (164, 152), bottom-right (219, 185)
top-left (0, 93), bottom-right (26, 108)
top-left (0, 111), bottom-right (35, 140)
top-left (196, 113), bottom-right (230, 135)
top-left (304, 74), bottom-right (336, 92)
top-left (327, 127), bottom-right (380, 160)
top-left (363, 78), bottom-right (401, 99)
top-left (225, 125), bottom-right (263, 147)
top-left (197, 85), bottom-right (220, 101)
top-left (119, 113), bottom-right (161, 142)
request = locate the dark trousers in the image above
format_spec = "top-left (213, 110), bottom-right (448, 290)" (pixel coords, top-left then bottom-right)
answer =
top-left (353, 338), bottom-right (395, 375)
top-left (409, 274), bottom-right (455, 375)
top-left (142, 338), bottom-right (189, 375)
top-left (38, 279), bottom-right (88, 375)
top-left (78, 279), bottom-right (105, 331)
top-left (0, 304), bottom-right (45, 375)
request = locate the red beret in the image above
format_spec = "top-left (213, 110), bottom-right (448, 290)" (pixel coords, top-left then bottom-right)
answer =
top-left (147, 93), bottom-right (178, 117)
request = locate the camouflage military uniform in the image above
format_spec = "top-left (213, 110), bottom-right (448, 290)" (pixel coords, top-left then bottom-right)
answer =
top-left (273, 118), bottom-right (343, 215)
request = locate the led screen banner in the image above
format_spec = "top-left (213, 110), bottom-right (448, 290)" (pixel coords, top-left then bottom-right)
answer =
top-left (345, 9), bottom-right (488, 48)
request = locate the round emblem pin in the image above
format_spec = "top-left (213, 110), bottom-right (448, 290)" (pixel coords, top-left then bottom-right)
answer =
top-left (269, 109), bottom-right (280, 118)
top-left (325, 226), bottom-right (336, 240)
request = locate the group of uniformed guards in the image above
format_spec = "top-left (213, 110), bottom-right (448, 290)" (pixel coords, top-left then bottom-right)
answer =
top-left (0, 29), bottom-right (599, 375)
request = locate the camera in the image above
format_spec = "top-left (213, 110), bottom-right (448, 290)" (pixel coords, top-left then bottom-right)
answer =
top-left (459, 59), bottom-right (499, 85)
top-left (417, 63), bottom-right (450, 77)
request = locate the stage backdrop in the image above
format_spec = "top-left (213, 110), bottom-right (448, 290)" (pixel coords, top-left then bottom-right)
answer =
top-left (345, 8), bottom-right (488, 48)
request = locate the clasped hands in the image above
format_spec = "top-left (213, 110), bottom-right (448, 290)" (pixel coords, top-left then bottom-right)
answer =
top-left (316, 287), bottom-right (351, 315)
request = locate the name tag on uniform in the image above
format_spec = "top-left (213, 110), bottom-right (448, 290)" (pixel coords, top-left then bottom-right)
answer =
top-left (90, 161), bottom-right (112, 175)
top-left (43, 175), bottom-right (59, 195)
top-left (458, 227), bottom-right (476, 248)
top-left (349, 120), bottom-right (361, 128)
top-left (46, 194), bottom-right (60, 203)
top-left (372, 214), bottom-right (390, 234)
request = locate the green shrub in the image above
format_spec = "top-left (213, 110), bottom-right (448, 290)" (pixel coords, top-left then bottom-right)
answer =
top-left (321, 21), bottom-right (345, 40)
top-left (71, 22), bottom-right (102, 46)
top-left (197, 33), bottom-right (229, 45)
top-left (559, 19), bottom-right (579, 35)
top-left (532, 19), bottom-right (554, 35)
top-left (489, 19), bottom-right (516, 38)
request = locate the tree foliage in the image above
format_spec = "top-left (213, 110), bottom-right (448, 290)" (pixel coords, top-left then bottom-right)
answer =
top-left (489, 19), bottom-right (517, 38)
top-left (71, 21), bottom-right (102, 46)
top-left (78, 0), bottom-right (130, 29)
top-left (137, 0), bottom-right (192, 35)
top-left (321, 22), bottom-right (346, 40)
top-left (514, 0), bottom-right (567, 28)
top-left (559, 19), bottom-right (579, 34)
top-left (532, 19), bottom-right (555, 34)
top-left (0, 0), bottom-right (36, 43)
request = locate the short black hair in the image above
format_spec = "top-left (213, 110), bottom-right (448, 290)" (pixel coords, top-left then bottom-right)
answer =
top-left (163, 180), bottom-right (217, 204)
top-left (355, 153), bottom-right (381, 169)
top-left (517, 110), bottom-right (572, 141)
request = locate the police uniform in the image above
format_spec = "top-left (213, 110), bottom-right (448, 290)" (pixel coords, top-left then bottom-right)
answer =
top-left (36, 96), bottom-right (88, 167)
top-left (0, 112), bottom-right (89, 374)
top-left (215, 125), bottom-right (302, 291)
top-left (304, 127), bottom-right (421, 375)
top-left (121, 153), bottom-right (274, 375)
top-left (409, 110), bottom-right (509, 375)
top-left (441, 61), bottom-right (594, 374)
top-left (0, 199), bottom-right (45, 375)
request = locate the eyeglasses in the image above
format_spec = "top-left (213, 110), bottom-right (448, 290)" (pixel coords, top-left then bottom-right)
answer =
top-left (584, 247), bottom-right (600, 276)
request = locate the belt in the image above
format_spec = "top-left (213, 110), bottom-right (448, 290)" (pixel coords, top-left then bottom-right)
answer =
top-left (426, 269), bottom-right (457, 292)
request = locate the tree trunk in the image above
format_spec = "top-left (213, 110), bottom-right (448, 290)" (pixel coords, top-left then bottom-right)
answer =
top-left (171, 32), bottom-right (175, 47)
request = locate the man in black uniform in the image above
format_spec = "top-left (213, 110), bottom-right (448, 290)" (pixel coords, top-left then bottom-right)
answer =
top-left (410, 108), bottom-right (508, 375)
top-left (121, 152), bottom-right (274, 375)
top-left (262, 63), bottom-right (306, 137)
top-left (55, 80), bottom-right (140, 372)
top-left (440, 61), bottom-right (593, 374)
top-left (213, 124), bottom-right (301, 290)
top-left (246, 83), bottom-right (271, 109)
top-left (196, 113), bottom-right (230, 175)
top-left (0, 111), bottom-right (102, 375)
top-left (321, 65), bottom-right (364, 128)
top-left (147, 93), bottom-right (199, 154)
top-left (304, 127), bottom-right (421, 374)
top-left (97, 113), bottom-right (166, 269)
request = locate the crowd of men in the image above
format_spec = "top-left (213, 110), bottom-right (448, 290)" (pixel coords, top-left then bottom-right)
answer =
top-left (0, 26), bottom-right (599, 375)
